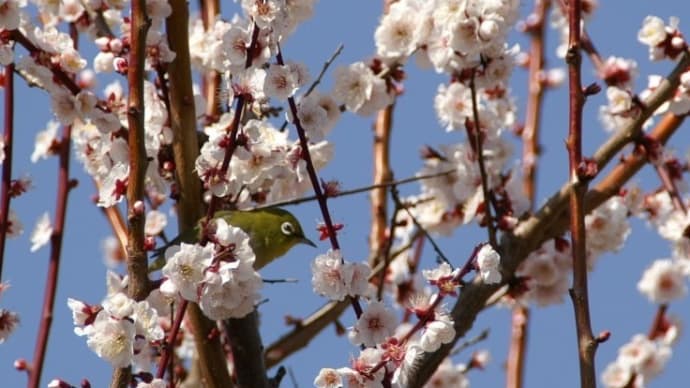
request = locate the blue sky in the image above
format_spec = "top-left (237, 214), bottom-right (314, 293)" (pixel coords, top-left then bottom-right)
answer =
top-left (2, 1), bottom-right (689, 387)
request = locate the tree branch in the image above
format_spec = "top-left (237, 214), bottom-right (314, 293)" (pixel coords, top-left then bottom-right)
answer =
top-left (400, 49), bottom-right (690, 386)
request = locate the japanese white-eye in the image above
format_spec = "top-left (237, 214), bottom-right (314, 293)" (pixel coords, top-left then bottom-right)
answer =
top-left (152, 208), bottom-right (316, 271)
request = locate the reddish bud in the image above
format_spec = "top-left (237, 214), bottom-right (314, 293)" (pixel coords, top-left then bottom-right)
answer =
top-left (317, 222), bottom-right (344, 241)
top-left (13, 358), bottom-right (27, 371)
top-left (583, 82), bottom-right (601, 96)
top-left (132, 200), bottom-right (145, 216)
top-left (143, 236), bottom-right (156, 251)
top-left (596, 330), bottom-right (611, 343)
top-left (576, 158), bottom-right (598, 180)
top-left (113, 57), bottom-right (128, 74)
top-left (321, 179), bottom-right (341, 197)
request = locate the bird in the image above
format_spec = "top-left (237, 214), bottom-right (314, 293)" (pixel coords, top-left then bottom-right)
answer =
top-left (151, 208), bottom-right (316, 271)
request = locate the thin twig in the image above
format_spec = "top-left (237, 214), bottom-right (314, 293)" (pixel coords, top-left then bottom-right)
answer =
top-left (399, 50), bottom-right (690, 388)
top-left (467, 73), bottom-right (497, 247)
top-left (276, 42), bottom-right (364, 318)
top-left (279, 44), bottom-right (344, 131)
top-left (111, 1), bottom-right (151, 386)
top-left (565, 2), bottom-right (598, 387)
top-left (369, 98), bottom-right (395, 268)
top-left (376, 200), bottom-right (402, 301)
top-left (510, 1), bottom-right (551, 386)
top-left (28, 124), bottom-right (73, 388)
top-left (449, 328), bottom-right (490, 356)
top-left (0, 62), bottom-right (14, 282)
top-left (390, 185), bottom-right (453, 268)
top-left (262, 169), bottom-right (455, 208)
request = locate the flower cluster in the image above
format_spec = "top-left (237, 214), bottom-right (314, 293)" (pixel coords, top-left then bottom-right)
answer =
top-left (195, 116), bottom-right (333, 204)
top-left (516, 238), bottom-right (572, 307)
top-left (311, 250), bottom-right (371, 301)
top-left (602, 332), bottom-right (676, 388)
top-left (160, 221), bottom-right (262, 320)
top-left (68, 273), bottom-right (165, 370)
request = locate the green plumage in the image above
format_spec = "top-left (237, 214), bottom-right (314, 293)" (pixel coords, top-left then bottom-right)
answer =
top-left (152, 208), bottom-right (315, 271)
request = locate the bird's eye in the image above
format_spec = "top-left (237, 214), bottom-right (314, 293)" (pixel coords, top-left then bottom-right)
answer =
top-left (281, 221), bottom-right (295, 236)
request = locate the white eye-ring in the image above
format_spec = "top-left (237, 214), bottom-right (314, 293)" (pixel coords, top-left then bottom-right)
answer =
top-left (281, 221), bottom-right (295, 236)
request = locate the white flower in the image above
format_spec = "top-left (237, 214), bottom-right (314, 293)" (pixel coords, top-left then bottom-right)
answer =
top-left (160, 243), bottom-right (214, 301)
top-left (347, 261), bottom-right (372, 298)
top-left (132, 300), bottom-right (164, 341)
top-left (30, 212), bottom-right (53, 252)
top-left (617, 334), bottom-right (672, 379)
top-left (31, 121), bottom-right (60, 163)
top-left (420, 312), bottom-right (455, 352)
top-left (375, 2), bottom-right (422, 59)
top-left (67, 298), bottom-right (92, 327)
top-left (97, 163), bottom-right (130, 207)
top-left (332, 61), bottom-right (390, 115)
top-left (102, 292), bottom-right (135, 319)
top-left (314, 368), bottom-right (342, 388)
top-left (637, 259), bottom-right (687, 304)
top-left (586, 196), bottom-right (630, 259)
top-left (349, 301), bottom-right (397, 347)
top-left (476, 244), bottom-right (501, 284)
top-left (434, 82), bottom-right (473, 131)
top-left (84, 312), bottom-right (135, 368)
top-left (517, 240), bottom-right (572, 306)
top-left (212, 219), bottom-right (251, 256)
top-left (144, 210), bottom-right (167, 236)
top-left (58, 48), bottom-right (87, 74)
top-left (638, 16), bottom-right (667, 47)
top-left (106, 270), bottom-right (128, 296)
top-left (50, 88), bottom-right (80, 125)
top-left (198, 240), bottom-right (262, 320)
top-left (136, 378), bottom-right (168, 388)
top-left (94, 51), bottom-right (116, 73)
top-left (0, 0), bottom-right (23, 30)
top-left (606, 87), bottom-right (634, 115)
top-left (311, 250), bottom-right (353, 301)
top-left (339, 348), bottom-right (385, 387)
top-left (264, 63), bottom-right (300, 100)
top-left (295, 95), bottom-right (328, 141)
top-left (425, 358), bottom-right (469, 388)
top-left (601, 361), bottom-right (633, 388)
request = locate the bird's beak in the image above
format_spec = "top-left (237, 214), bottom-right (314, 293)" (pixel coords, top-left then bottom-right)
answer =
top-left (300, 236), bottom-right (317, 248)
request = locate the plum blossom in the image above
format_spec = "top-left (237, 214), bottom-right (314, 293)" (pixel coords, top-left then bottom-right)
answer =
top-left (82, 312), bottom-right (136, 368)
top-left (420, 312), bottom-right (455, 352)
top-left (144, 210), bottom-right (167, 236)
top-left (349, 301), bottom-right (397, 347)
top-left (332, 61), bottom-right (392, 115)
top-left (476, 244), bottom-right (501, 284)
top-left (637, 259), bottom-right (688, 304)
top-left (314, 368), bottom-right (342, 388)
top-left (375, 1), bottom-right (423, 59)
top-left (31, 121), bottom-right (60, 163)
top-left (160, 243), bottom-right (214, 301)
top-left (30, 212), bottom-right (53, 252)
top-left (425, 358), bottom-right (469, 388)
top-left (311, 250), bottom-right (371, 301)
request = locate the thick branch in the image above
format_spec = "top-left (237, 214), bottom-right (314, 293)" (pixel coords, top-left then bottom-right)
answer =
top-left (400, 49), bottom-right (689, 385)
top-left (369, 104), bottom-right (394, 265)
top-left (28, 126), bottom-right (73, 388)
top-left (224, 311), bottom-right (270, 388)
top-left (112, 1), bottom-right (151, 386)
top-left (565, 1), bottom-right (598, 386)
top-left (0, 62), bottom-right (14, 282)
top-left (161, 1), bottom-right (234, 387)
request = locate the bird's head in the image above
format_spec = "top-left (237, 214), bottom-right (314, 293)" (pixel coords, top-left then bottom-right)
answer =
top-left (222, 208), bottom-right (316, 269)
